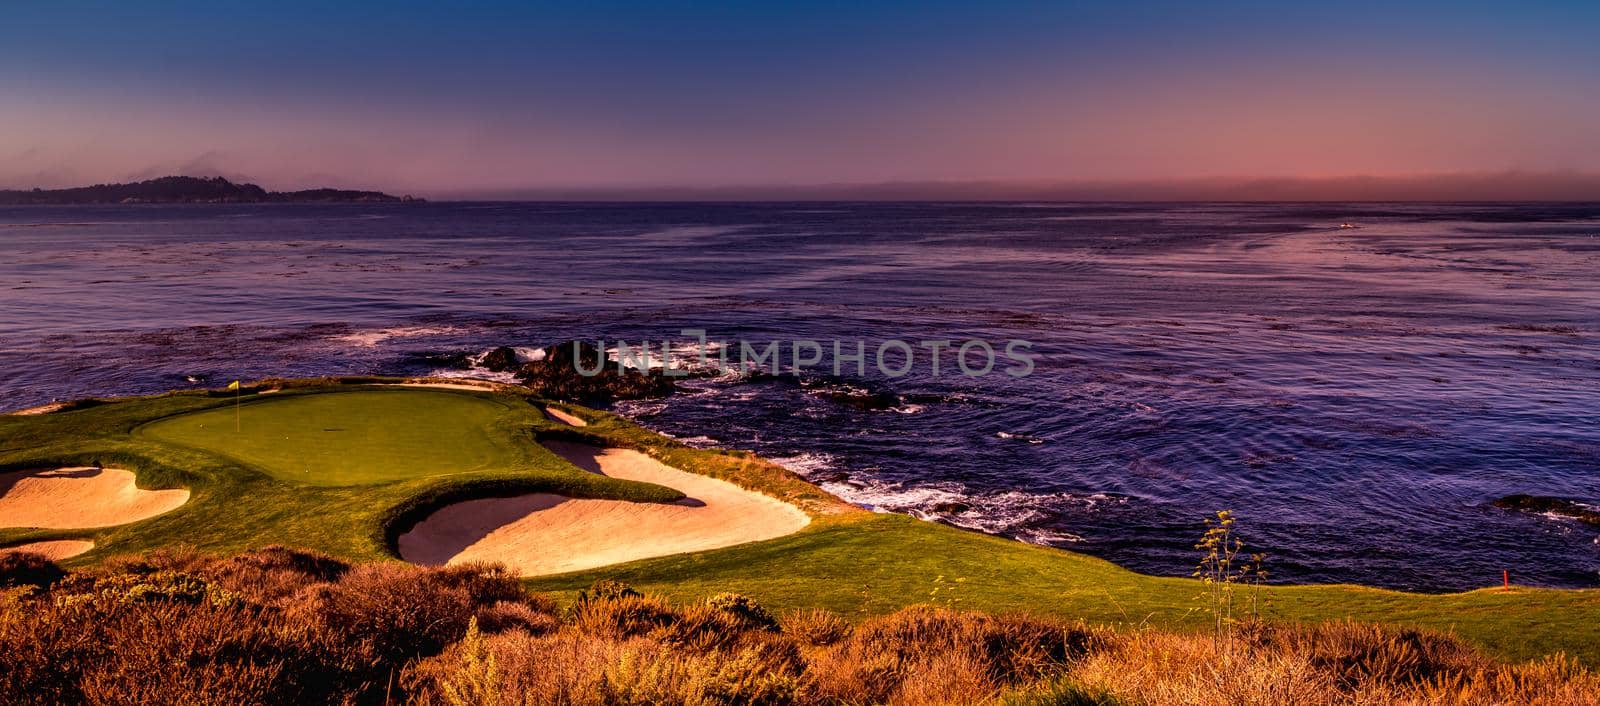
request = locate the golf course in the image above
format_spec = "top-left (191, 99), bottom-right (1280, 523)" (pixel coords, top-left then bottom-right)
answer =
top-left (2, 379), bottom-right (1598, 666)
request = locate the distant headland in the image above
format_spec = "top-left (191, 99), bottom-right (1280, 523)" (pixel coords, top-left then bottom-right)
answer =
top-left (0, 176), bottom-right (421, 205)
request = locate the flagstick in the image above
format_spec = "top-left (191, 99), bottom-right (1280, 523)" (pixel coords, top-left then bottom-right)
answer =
top-left (235, 385), bottom-right (241, 433)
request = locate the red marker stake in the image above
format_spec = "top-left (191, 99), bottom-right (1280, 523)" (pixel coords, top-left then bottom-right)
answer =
top-left (1503, 569), bottom-right (1510, 591)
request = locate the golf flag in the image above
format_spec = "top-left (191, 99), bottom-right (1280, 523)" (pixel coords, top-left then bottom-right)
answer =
top-left (227, 380), bottom-right (240, 391)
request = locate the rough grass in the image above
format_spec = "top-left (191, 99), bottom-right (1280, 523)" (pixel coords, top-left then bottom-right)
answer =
top-left (4, 380), bottom-right (1600, 667)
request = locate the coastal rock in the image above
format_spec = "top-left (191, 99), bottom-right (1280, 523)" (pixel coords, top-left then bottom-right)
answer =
top-left (1492, 494), bottom-right (1600, 527)
top-left (741, 370), bottom-right (802, 385)
top-left (929, 501), bottom-right (972, 514)
top-left (404, 351), bottom-right (473, 370)
top-left (513, 341), bottom-right (674, 403)
top-left (800, 376), bottom-right (901, 411)
top-left (480, 346), bottom-right (521, 373)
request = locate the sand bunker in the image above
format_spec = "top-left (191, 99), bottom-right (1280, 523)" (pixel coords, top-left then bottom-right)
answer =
top-left (0, 467), bottom-right (189, 529)
top-left (544, 406), bottom-right (588, 426)
top-left (8, 402), bottom-right (67, 416)
top-left (399, 441), bottom-right (810, 576)
top-left (397, 379), bottom-right (506, 392)
top-left (0, 540), bottom-right (94, 561)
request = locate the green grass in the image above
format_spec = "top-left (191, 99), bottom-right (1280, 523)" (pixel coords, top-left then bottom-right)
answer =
top-left (138, 390), bottom-right (518, 485)
top-left (0, 384), bottom-right (681, 561)
top-left (3, 379), bottom-right (1599, 666)
top-left (523, 513), bottom-right (1600, 665)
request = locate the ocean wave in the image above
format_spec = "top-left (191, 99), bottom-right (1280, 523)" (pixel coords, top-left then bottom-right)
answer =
top-left (330, 325), bottom-right (462, 348)
top-left (996, 431), bottom-right (1045, 444)
top-left (427, 367), bottom-right (519, 383)
top-left (602, 340), bottom-right (729, 375)
top-left (613, 399), bottom-right (670, 418)
top-left (463, 346), bottom-right (547, 367)
top-left (768, 452), bottom-right (841, 477)
top-left (1015, 528), bottom-right (1087, 545)
top-left (768, 452), bottom-right (1114, 544)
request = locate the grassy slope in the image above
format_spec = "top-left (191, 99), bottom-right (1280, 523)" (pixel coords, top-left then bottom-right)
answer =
top-left (525, 512), bottom-right (1600, 664)
top-left (3, 381), bottom-right (1597, 665)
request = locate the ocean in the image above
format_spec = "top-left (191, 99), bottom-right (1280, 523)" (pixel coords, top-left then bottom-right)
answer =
top-left (2, 201), bottom-right (1597, 591)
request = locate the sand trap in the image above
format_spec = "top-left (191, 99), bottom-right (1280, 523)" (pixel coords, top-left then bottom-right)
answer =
top-left (397, 381), bottom-right (504, 392)
top-left (544, 406), bottom-right (588, 427)
top-left (398, 383), bottom-right (495, 392)
top-left (8, 402), bottom-right (67, 416)
top-left (0, 539), bottom-right (94, 561)
top-left (0, 468), bottom-right (190, 529)
top-left (399, 442), bottom-right (810, 576)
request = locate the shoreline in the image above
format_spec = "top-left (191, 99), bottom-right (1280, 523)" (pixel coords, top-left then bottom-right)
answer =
top-left (3, 377), bottom-right (1600, 665)
top-left (0, 375), bottom-right (1584, 593)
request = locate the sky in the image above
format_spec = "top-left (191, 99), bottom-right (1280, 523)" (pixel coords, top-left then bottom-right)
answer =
top-left (3, 1), bottom-right (1599, 198)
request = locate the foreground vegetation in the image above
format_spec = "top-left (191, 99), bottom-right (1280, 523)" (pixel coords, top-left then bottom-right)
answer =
top-left (2, 380), bottom-right (1598, 668)
top-left (2, 547), bottom-right (1596, 706)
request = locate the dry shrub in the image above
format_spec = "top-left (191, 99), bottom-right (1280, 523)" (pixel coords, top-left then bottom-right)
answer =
top-left (0, 547), bottom-right (549, 705)
top-left (405, 624), bottom-right (807, 706)
top-left (704, 592), bottom-right (779, 631)
top-left (1071, 623), bottom-right (1600, 706)
top-left (197, 544), bottom-right (352, 602)
top-left (9, 549), bottom-right (1600, 706)
top-left (652, 602), bottom-right (767, 653)
top-left (568, 586), bottom-right (788, 655)
top-left (781, 609), bottom-right (852, 647)
top-left (74, 600), bottom-right (295, 706)
top-left (1410, 654), bottom-right (1600, 706)
top-left (476, 600), bottom-right (561, 635)
top-left (889, 648), bottom-right (1001, 706)
top-left (568, 592), bottom-right (683, 639)
top-left (1072, 630), bottom-right (1340, 706)
top-left (0, 551), bottom-right (67, 590)
top-left (996, 679), bottom-right (1121, 706)
top-left (808, 605), bottom-right (1105, 705)
top-left (1275, 620), bottom-right (1489, 688)
top-left (0, 583), bottom-right (325, 704)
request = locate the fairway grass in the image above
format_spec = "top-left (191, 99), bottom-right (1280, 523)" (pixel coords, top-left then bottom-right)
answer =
top-left (138, 390), bottom-right (517, 485)
top-left (3, 379), bottom-right (1598, 666)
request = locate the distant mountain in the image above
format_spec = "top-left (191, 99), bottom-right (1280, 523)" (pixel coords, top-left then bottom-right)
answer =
top-left (0, 176), bottom-right (421, 204)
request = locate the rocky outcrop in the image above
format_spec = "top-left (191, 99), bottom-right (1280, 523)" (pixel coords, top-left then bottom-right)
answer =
top-left (480, 346), bottom-right (521, 373)
top-left (513, 341), bottom-right (674, 403)
top-left (800, 376), bottom-right (901, 411)
top-left (1492, 495), bottom-right (1600, 527)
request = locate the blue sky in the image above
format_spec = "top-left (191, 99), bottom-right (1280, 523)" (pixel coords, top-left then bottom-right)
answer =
top-left (4, 1), bottom-right (1598, 195)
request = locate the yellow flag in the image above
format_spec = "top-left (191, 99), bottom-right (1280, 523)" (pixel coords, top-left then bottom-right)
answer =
top-left (227, 380), bottom-right (240, 391)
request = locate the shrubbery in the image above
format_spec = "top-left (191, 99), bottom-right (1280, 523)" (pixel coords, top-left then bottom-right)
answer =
top-left (2, 548), bottom-right (1598, 705)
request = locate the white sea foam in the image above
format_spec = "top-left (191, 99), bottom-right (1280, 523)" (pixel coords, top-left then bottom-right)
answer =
top-left (769, 451), bottom-right (1112, 544)
top-left (996, 431), bottom-right (1046, 444)
top-left (768, 452), bottom-right (840, 477)
top-left (429, 368), bottom-right (519, 384)
top-left (1016, 528), bottom-right (1087, 545)
top-left (331, 325), bottom-right (462, 348)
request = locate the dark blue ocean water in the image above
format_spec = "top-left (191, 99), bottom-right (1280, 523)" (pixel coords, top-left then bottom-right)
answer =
top-left (2, 202), bottom-right (1597, 591)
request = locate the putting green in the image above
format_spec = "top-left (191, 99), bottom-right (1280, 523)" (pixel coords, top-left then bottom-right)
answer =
top-left (138, 390), bottom-right (517, 485)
